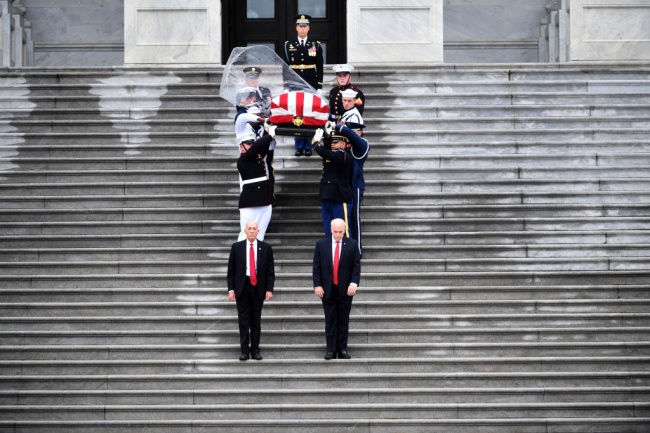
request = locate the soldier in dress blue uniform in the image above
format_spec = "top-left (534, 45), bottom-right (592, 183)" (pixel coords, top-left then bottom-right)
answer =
top-left (283, 14), bottom-right (324, 157)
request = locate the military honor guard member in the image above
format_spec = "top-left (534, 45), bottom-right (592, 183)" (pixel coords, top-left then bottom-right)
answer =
top-left (283, 14), bottom-right (324, 156)
top-left (243, 66), bottom-right (273, 117)
top-left (329, 64), bottom-right (365, 121)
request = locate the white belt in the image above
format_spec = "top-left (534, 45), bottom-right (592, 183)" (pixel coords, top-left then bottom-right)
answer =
top-left (241, 176), bottom-right (268, 186)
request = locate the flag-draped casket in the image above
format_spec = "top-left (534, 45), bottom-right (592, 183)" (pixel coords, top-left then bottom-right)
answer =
top-left (268, 91), bottom-right (329, 129)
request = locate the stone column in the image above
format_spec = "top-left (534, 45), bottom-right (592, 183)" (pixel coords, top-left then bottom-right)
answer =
top-left (346, 0), bottom-right (443, 63)
top-left (124, 0), bottom-right (221, 65)
top-left (570, 0), bottom-right (650, 61)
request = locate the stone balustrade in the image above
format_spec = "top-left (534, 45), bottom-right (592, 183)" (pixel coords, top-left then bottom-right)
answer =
top-left (0, 0), bottom-right (33, 67)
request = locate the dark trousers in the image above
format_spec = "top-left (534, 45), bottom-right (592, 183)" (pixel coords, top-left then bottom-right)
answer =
top-left (236, 278), bottom-right (264, 355)
top-left (349, 188), bottom-right (363, 255)
top-left (294, 137), bottom-right (312, 151)
top-left (322, 285), bottom-right (353, 353)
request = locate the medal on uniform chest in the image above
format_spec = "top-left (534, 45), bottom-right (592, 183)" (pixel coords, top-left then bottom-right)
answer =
top-left (309, 46), bottom-right (316, 57)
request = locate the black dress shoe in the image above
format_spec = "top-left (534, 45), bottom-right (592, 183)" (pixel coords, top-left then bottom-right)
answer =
top-left (338, 351), bottom-right (351, 360)
top-left (239, 353), bottom-right (249, 361)
top-left (304, 149), bottom-right (312, 156)
top-left (252, 353), bottom-right (263, 361)
top-left (295, 149), bottom-right (304, 156)
top-left (324, 352), bottom-right (334, 360)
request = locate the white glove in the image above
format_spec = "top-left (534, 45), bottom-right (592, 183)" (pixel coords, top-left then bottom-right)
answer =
top-left (317, 89), bottom-right (323, 96)
top-left (263, 121), bottom-right (277, 138)
top-left (324, 121), bottom-right (335, 136)
top-left (312, 128), bottom-right (324, 144)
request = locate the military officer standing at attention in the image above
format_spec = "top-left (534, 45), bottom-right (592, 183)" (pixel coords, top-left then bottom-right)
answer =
top-left (329, 64), bottom-right (365, 122)
top-left (283, 14), bottom-right (324, 157)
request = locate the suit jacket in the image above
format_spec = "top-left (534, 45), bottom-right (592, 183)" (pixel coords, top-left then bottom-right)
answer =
top-left (313, 236), bottom-right (361, 299)
top-left (227, 239), bottom-right (275, 299)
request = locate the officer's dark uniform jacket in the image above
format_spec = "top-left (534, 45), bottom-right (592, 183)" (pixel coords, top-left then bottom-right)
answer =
top-left (329, 84), bottom-right (365, 120)
top-left (237, 134), bottom-right (274, 209)
top-left (283, 38), bottom-right (324, 90)
top-left (314, 145), bottom-right (353, 203)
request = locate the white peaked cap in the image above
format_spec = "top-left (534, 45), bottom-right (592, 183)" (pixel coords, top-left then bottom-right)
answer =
top-left (340, 88), bottom-right (358, 98)
top-left (332, 64), bottom-right (354, 73)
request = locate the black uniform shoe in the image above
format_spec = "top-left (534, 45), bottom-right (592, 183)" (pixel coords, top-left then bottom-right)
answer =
top-left (252, 353), bottom-right (263, 361)
top-left (239, 353), bottom-right (249, 361)
top-left (324, 352), bottom-right (334, 360)
top-left (295, 149), bottom-right (304, 156)
top-left (338, 351), bottom-right (351, 359)
top-left (304, 149), bottom-right (312, 156)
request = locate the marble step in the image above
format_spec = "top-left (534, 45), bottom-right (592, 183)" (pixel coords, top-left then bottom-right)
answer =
top-left (1, 284), bottom-right (647, 302)
top-left (4, 178), bottom-right (650, 196)
top-left (5, 114), bottom-right (650, 134)
top-left (2, 216), bottom-right (648, 235)
top-left (2, 401), bottom-right (648, 421)
top-left (2, 326), bottom-right (647, 346)
top-left (1, 255), bottom-right (650, 275)
top-left (2, 231), bottom-right (649, 251)
top-left (5, 140), bottom-right (650, 160)
top-left (3, 386), bottom-right (649, 404)
top-left (1, 269), bottom-right (648, 289)
top-left (3, 191), bottom-right (650, 210)
top-left (1, 361), bottom-right (648, 381)
top-left (3, 311), bottom-right (649, 331)
top-left (4, 153), bottom-right (650, 171)
top-left (5, 103), bottom-right (650, 122)
top-left (2, 298), bottom-right (647, 317)
top-left (3, 166), bottom-right (650, 184)
top-left (1, 340), bottom-right (649, 360)
top-left (2, 244), bottom-right (650, 263)
top-left (0, 417), bottom-right (648, 433)
top-left (1, 204), bottom-right (649, 223)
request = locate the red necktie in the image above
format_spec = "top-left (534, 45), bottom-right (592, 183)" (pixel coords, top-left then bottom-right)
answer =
top-left (249, 243), bottom-right (257, 286)
top-left (333, 241), bottom-right (340, 285)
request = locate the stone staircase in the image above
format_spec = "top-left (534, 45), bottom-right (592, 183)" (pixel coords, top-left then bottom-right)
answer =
top-left (0, 63), bottom-right (649, 432)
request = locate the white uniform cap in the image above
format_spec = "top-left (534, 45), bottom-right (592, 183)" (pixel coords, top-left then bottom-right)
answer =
top-left (332, 64), bottom-right (354, 74)
top-left (340, 88), bottom-right (358, 98)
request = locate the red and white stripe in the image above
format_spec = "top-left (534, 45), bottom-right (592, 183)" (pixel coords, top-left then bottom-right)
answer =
top-left (269, 91), bottom-right (329, 126)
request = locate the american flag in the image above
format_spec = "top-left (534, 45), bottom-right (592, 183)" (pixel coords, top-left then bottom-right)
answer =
top-left (268, 91), bottom-right (330, 126)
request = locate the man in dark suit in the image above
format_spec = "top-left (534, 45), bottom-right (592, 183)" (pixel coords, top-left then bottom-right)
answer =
top-left (313, 218), bottom-right (361, 360)
top-left (227, 221), bottom-right (275, 361)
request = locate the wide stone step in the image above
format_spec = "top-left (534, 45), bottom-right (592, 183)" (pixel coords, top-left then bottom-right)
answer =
top-left (3, 386), bottom-right (649, 405)
top-left (4, 179), bottom-right (650, 196)
top-left (1, 362), bottom-right (648, 381)
top-left (3, 311), bottom-right (649, 331)
top-left (1, 284), bottom-right (647, 303)
top-left (5, 115), bottom-right (650, 134)
top-left (1, 217), bottom-right (647, 235)
top-left (1, 204), bottom-right (649, 223)
top-left (2, 401), bottom-right (648, 421)
top-left (2, 298), bottom-right (647, 317)
top-left (2, 340), bottom-right (648, 360)
top-left (2, 325), bottom-right (647, 346)
top-left (1, 256), bottom-right (650, 275)
top-left (2, 244), bottom-right (649, 263)
top-left (365, 103), bottom-right (650, 118)
top-left (1, 269), bottom-right (649, 289)
top-left (0, 417), bottom-right (649, 433)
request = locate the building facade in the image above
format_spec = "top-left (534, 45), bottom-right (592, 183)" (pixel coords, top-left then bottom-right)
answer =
top-left (3, 0), bottom-right (649, 68)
